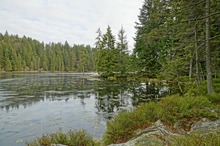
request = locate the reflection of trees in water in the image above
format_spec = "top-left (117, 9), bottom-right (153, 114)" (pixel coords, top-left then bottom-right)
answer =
top-left (95, 80), bottom-right (128, 116)
top-left (0, 73), bottom-right (171, 116)
top-left (0, 74), bottom-right (94, 111)
top-left (128, 82), bottom-right (169, 103)
top-left (95, 80), bottom-right (170, 117)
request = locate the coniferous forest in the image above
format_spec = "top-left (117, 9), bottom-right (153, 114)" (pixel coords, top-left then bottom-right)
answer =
top-left (0, 0), bottom-right (220, 94)
top-left (0, 31), bottom-right (96, 72)
top-left (93, 0), bottom-right (220, 94)
top-left (132, 0), bottom-right (220, 94)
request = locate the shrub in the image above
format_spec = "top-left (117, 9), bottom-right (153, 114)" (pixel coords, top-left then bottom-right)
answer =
top-left (103, 95), bottom-right (218, 145)
top-left (159, 95), bottom-right (217, 125)
top-left (103, 102), bottom-right (163, 145)
top-left (26, 130), bottom-right (99, 146)
top-left (207, 94), bottom-right (220, 104)
top-left (185, 78), bottom-right (220, 96)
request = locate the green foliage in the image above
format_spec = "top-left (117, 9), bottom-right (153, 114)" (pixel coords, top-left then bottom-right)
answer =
top-left (159, 95), bottom-right (212, 124)
top-left (214, 78), bottom-right (220, 93)
top-left (171, 131), bottom-right (220, 146)
top-left (26, 130), bottom-right (99, 146)
top-left (103, 95), bottom-right (219, 145)
top-left (5, 58), bottom-right (12, 71)
top-left (0, 32), bottom-right (95, 72)
top-left (184, 78), bottom-right (220, 96)
top-left (95, 26), bottom-right (130, 76)
top-left (207, 94), bottom-right (220, 105)
top-left (133, 0), bottom-right (220, 93)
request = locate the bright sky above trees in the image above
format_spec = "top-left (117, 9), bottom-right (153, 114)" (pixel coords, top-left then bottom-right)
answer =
top-left (0, 0), bottom-right (142, 49)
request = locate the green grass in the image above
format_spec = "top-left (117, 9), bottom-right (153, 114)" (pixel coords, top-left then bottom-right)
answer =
top-left (103, 95), bottom-right (219, 145)
top-left (26, 130), bottom-right (100, 146)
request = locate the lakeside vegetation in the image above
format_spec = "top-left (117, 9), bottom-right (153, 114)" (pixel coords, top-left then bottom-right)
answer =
top-left (26, 92), bottom-right (220, 146)
top-left (26, 130), bottom-right (100, 146)
top-left (26, 78), bottom-right (220, 146)
top-left (103, 94), bottom-right (219, 145)
top-left (1, 0), bottom-right (219, 145)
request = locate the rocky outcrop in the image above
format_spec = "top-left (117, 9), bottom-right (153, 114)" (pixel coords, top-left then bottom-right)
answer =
top-left (109, 118), bottom-right (220, 146)
top-left (109, 120), bottom-right (177, 146)
top-left (190, 118), bottom-right (220, 133)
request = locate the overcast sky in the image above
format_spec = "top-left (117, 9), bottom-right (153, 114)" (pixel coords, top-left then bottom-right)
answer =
top-left (0, 0), bottom-right (142, 49)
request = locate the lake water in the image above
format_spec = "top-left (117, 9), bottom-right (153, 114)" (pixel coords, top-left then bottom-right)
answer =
top-left (0, 73), bottom-right (169, 146)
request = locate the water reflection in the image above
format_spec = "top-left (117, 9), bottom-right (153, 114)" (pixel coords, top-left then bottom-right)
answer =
top-left (0, 73), bottom-right (171, 145)
top-left (94, 80), bottom-right (169, 118)
top-left (0, 73), bottom-right (169, 113)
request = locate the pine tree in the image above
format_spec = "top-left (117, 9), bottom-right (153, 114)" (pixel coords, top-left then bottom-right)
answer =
top-left (117, 26), bottom-right (129, 74)
top-left (5, 58), bottom-right (12, 71)
top-left (79, 48), bottom-right (89, 73)
top-left (134, 0), bottom-right (168, 77)
top-left (205, 0), bottom-right (214, 93)
top-left (96, 26), bottom-right (116, 75)
top-left (0, 44), bottom-right (3, 71)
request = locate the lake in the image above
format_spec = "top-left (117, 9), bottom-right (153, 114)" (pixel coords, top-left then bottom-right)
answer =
top-left (0, 72), bottom-right (169, 146)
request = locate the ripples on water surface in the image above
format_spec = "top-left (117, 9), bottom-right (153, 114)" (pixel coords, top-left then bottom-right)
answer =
top-left (0, 72), bottom-right (169, 145)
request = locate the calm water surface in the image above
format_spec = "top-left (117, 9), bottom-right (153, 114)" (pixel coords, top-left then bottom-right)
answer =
top-left (0, 73), bottom-right (169, 146)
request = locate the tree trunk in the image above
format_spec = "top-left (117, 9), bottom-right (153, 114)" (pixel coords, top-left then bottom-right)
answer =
top-left (189, 50), bottom-right (193, 79)
top-left (205, 0), bottom-right (214, 93)
top-left (194, 21), bottom-right (201, 86)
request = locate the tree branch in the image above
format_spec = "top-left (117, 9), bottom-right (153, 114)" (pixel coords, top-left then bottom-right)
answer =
top-left (182, 11), bottom-right (220, 22)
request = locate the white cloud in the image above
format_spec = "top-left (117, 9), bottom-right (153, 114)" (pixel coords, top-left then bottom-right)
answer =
top-left (0, 0), bottom-right (142, 49)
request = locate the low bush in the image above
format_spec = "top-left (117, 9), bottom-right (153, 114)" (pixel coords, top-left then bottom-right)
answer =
top-left (103, 102), bottom-right (160, 144)
top-left (160, 95), bottom-right (213, 124)
top-left (207, 94), bottom-right (220, 105)
top-left (103, 95), bottom-right (219, 145)
top-left (26, 130), bottom-right (99, 146)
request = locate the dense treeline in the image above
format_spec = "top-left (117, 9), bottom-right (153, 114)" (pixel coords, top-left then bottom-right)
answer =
top-left (1, 0), bottom-right (219, 93)
top-left (133, 0), bottom-right (220, 93)
top-left (0, 32), bottom-right (95, 72)
top-left (94, 26), bottom-right (134, 76)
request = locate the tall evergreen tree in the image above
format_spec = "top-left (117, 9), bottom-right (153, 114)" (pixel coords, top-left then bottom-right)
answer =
top-left (117, 26), bottom-right (129, 74)
top-left (5, 58), bottom-right (12, 71)
top-left (134, 0), bottom-right (169, 77)
top-left (205, 0), bottom-right (214, 93)
top-left (133, 0), bottom-right (220, 93)
top-left (96, 26), bottom-right (116, 75)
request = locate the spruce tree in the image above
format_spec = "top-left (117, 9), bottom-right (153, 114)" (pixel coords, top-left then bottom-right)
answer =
top-left (117, 26), bottom-right (129, 74)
